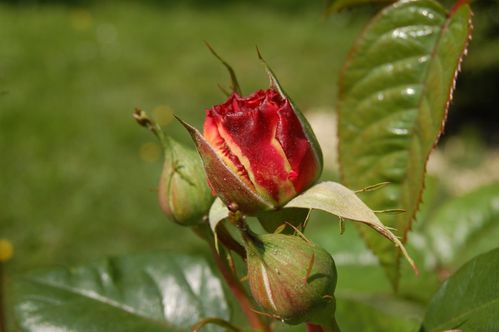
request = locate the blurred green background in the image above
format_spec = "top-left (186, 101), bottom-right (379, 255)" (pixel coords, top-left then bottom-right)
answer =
top-left (1, 0), bottom-right (498, 330)
top-left (0, 0), bottom-right (360, 273)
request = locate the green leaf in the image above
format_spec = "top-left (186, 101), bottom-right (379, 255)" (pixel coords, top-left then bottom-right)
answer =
top-left (13, 252), bottom-right (230, 332)
top-left (336, 292), bottom-right (423, 332)
top-left (424, 182), bottom-right (499, 268)
top-left (325, 0), bottom-right (394, 15)
top-left (285, 181), bottom-right (417, 272)
top-left (420, 247), bottom-right (499, 332)
top-left (337, 0), bottom-right (472, 287)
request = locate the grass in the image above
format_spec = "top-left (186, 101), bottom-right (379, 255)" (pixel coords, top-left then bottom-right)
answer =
top-left (0, 1), bottom-right (364, 274)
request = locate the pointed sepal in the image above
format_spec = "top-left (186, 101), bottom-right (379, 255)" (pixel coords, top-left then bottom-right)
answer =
top-left (256, 48), bottom-right (323, 174)
top-left (177, 116), bottom-right (274, 215)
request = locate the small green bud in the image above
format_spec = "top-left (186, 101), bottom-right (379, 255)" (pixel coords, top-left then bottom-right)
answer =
top-left (134, 109), bottom-right (214, 226)
top-left (244, 232), bottom-right (337, 325)
top-left (157, 138), bottom-right (214, 226)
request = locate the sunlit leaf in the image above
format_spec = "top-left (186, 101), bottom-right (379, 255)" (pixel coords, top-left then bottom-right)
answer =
top-left (13, 252), bottom-right (230, 332)
top-left (285, 181), bottom-right (417, 272)
top-left (337, 0), bottom-right (473, 287)
top-left (420, 248), bottom-right (499, 332)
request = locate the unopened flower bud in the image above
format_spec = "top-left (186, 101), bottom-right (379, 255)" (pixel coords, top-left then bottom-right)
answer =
top-left (180, 68), bottom-right (323, 216)
top-left (244, 232), bottom-right (337, 325)
top-left (157, 138), bottom-right (214, 226)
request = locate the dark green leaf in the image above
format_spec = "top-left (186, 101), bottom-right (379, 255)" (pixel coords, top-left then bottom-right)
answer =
top-left (420, 248), bottom-right (499, 332)
top-left (336, 292), bottom-right (423, 332)
top-left (13, 252), bottom-right (230, 332)
top-left (424, 182), bottom-right (499, 268)
top-left (337, 0), bottom-right (472, 287)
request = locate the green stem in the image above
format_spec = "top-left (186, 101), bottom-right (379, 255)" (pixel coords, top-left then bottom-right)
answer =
top-left (193, 224), bottom-right (271, 332)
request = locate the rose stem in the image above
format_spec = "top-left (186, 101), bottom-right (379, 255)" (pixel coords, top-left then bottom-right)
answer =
top-left (193, 223), bottom-right (271, 332)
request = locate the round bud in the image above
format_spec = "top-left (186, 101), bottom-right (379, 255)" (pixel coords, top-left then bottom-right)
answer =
top-left (244, 232), bottom-right (337, 325)
top-left (158, 139), bottom-right (214, 226)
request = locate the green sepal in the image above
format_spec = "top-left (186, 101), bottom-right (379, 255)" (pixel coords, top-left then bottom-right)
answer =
top-left (177, 117), bottom-right (274, 215)
top-left (256, 49), bottom-right (324, 180)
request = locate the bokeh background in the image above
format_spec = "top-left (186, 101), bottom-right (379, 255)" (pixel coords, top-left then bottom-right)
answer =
top-left (1, 0), bottom-right (498, 330)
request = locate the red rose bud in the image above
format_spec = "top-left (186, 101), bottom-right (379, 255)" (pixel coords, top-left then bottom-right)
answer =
top-left (244, 233), bottom-right (337, 325)
top-left (180, 87), bottom-right (322, 215)
top-left (157, 138), bottom-right (214, 226)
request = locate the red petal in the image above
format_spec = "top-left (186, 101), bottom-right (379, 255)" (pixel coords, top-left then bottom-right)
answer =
top-left (275, 100), bottom-right (320, 193)
top-left (206, 91), bottom-right (296, 205)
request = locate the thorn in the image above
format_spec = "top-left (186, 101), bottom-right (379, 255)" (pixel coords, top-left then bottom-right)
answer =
top-left (374, 208), bottom-right (406, 215)
top-left (273, 224), bottom-right (287, 234)
top-left (214, 232), bottom-right (220, 255)
top-left (322, 294), bottom-right (335, 302)
top-left (285, 222), bottom-right (311, 243)
top-left (249, 307), bottom-right (277, 319)
top-left (302, 210), bottom-right (312, 230)
top-left (339, 217), bottom-right (345, 235)
top-left (355, 182), bottom-right (391, 193)
top-left (304, 252), bottom-right (315, 285)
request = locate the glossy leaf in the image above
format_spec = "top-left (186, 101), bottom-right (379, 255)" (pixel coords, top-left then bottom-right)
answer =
top-left (420, 248), bottom-right (499, 332)
top-left (336, 292), bottom-right (423, 332)
top-left (13, 252), bottom-right (230, 332)
top-left (424, 182), bottom-right (499, 268)
top-left (285, 181), bottom-right (417, 272)
top-left (337, 0), bottom-right (472, 286)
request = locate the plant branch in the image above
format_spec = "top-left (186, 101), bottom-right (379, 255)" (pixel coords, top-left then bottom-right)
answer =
top-left (193, 223), bottom-right (271, 332)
